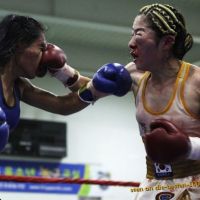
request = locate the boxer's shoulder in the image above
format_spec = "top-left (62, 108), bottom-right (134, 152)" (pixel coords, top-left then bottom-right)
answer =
top-left (185, 64), bottom-right (200, 90)
top-left (125, 62), bottom-right (146, 82)
top-left (187, 64), bottom-right (200, 76)
top-left (16, 77), bottom-right (34, 99)
top-left (125, 62), bottom-right (147, 93)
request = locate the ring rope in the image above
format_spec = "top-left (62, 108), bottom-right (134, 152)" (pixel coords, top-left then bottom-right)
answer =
top-left (0, 175), bottom-right (140, 187)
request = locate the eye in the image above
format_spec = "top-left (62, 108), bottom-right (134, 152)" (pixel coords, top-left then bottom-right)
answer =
top-left (131, 29), bottom-right (143, 37)
top-left (136, 31), bottom-right (142, 36)
top-left (40, 43), bottom-right (47, 52)
top-left (41, 47), bottom-right (46, 52)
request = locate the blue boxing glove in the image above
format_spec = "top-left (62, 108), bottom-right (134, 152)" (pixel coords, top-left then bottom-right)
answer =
top-left (78, 63), bottom-right (132, 104)
top-left (0, 107), bottom-right (9, 152)
top-left (93, 63), bottom-right (132, 96)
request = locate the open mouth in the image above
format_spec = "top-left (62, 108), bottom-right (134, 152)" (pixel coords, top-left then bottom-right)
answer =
top-left (130, 49), bottom-right (138, 62)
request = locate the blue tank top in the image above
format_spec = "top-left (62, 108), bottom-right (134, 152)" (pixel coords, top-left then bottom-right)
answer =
top-left (0, 80), bottom-right (20, 131)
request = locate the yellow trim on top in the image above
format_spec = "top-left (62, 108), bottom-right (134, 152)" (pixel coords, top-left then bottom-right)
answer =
top-left (142, 62), bottom-right (185, 115)
top-left (180, 63), bottom-right (200, 120)
top-left (134, 71), bottom-right (150, 98)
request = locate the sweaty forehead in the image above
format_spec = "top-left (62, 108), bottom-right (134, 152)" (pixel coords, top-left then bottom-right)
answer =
top-left (132, 15), bottom-right (149, 29)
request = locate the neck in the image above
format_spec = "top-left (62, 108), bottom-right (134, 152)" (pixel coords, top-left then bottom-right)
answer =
top-left (1, 62), bottom-right (17, 88)
top-left (149, 59), bottom-right (181, 85)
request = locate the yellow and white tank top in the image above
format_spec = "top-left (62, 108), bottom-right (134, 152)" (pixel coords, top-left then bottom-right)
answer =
top-left (135, 61), bottom-right (200, 136)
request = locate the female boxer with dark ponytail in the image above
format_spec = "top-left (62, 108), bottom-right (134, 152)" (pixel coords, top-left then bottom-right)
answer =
top-left (0, 14), bottom-right (132, 152)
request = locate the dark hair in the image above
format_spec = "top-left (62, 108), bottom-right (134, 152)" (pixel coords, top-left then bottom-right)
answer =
top-left (0, 14), bottom-right (45, 66)
top-left (139, 4), bottom-right (193, 60)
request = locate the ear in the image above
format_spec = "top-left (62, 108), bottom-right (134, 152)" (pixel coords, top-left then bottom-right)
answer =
top-left (160, 35), bottom-right (175, 50)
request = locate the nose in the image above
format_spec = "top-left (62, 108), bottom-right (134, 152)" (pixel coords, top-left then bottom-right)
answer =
top-left (128, 36), bottom-right (136, 49)
top-left (128, 42), bottom-right (137, 51)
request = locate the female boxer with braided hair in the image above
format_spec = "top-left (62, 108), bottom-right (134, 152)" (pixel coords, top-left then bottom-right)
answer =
top-left (127, 4), bottom-right (200, 199)
top-left (89, 3), bottom-right (200, 199)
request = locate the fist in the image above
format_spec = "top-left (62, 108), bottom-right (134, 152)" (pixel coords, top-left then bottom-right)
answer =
top-left (37, 43), bottom-right (78, 87)
top-left (0, 107), bottom-right (9, 152)
top-left (92, 63), bottom-right (132, 96)
top-left (39, 43), bottom-right (67, 74)
top-left (143, 119), bottom-right (189, 163)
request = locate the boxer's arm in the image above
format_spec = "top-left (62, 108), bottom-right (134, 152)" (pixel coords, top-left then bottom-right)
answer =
top-left (18, 78), bottom-right (89, 115)
top-left (186, 67), bottom-right (200, 160)
top-left (69, 75), bottom-right (90, 92)
top-left (37, 43), bottom-right (89, 92)
top-left (78, 63), bottom-right (133, 103)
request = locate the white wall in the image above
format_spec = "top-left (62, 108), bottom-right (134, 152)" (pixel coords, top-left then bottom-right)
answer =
top-left (1, 76), bottom-right (146, 200)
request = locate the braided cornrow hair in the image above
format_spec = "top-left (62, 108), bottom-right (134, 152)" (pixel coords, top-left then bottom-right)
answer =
top-left (139, 3), bottom-right (193, 60)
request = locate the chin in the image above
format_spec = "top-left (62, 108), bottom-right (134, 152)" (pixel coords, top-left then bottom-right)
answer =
top-left (36, 67), bottom-right (47, 78)
top-left (24, 74), bottom-right (35, 79)
top-left (135, 63), bottom-right (143, 70)
top-left (135, 62), bottom-right (149, 71)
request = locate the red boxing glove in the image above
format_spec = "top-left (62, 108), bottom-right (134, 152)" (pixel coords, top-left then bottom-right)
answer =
top-left (143, 119), bottom-right (190, 163)
top-left (37, 43), bottom-right (79, 87)
top-left (40, 43), bottom-right (67, 71)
